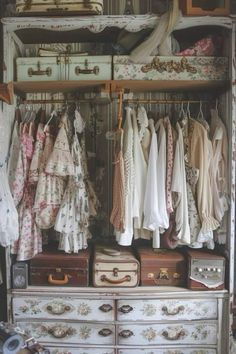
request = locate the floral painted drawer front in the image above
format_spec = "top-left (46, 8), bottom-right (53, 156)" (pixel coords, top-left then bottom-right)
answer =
top-left (116, 299), bottom-right (217, 321)
top-left (13, 297), bottom-right (114, 321)
top-left (118, 348), bottom-right (216, 354)
top-left (49, 348), bottom-right (115, 354)
top-left (117, 321), bottom-right (217, 346)
top-left (16, 321), bottom-right (115, 345)
top-left (113, 56), bottom-right (228, 81)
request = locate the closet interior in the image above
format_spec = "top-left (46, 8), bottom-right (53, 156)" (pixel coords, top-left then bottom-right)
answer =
top-left (0, 6), bottom-right (235, 353)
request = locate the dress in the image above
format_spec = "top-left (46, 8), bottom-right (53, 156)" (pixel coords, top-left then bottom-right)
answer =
top-left (171, 123), bottom-right (190, 245)
top-left (110, 129), bottom-right (125, 233)
top-left (116, 107), bottom-right (134, 246)
top-left (12, 127), bottom-right (42, 260)
top-left (28, 123), bottom-right (45, 184)
top-left (34, 126), bottom-right (65, 229)
top-left (55, 133), bottom-right (91, 253)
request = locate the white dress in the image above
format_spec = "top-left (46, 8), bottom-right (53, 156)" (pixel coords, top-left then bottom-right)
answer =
top-left (171, 123), bottom-right (191, 245)
top-left (143, 119), bottom-right (161, 248)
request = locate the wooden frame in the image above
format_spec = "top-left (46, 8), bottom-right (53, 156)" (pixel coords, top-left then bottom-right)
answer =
top-left (180, 0), bottom-right (230, 16)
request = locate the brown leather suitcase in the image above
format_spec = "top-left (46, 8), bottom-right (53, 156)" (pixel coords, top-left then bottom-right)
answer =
top-left (93, 246), bottom-right (140, 287)
top-left (136, 247), bottom-right (186, 287)
top-left (30, 249), bottom-right (90, 287)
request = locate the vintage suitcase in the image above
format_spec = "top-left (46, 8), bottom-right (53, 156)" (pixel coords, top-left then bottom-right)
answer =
top-left (136, 247), bottom-right (186, 287)
top-left (93, 246), bottom-right (140, 287)
top-left (30, 249), bottom-right (90, 287)
top-left (113, 55), bottom-right (228, 81)
top-left (16, 0), bottom-right (103, 15)
top-left (186, 249), bottom-right (225, 290)
top-left (16, 56), bottom-right (112, 81)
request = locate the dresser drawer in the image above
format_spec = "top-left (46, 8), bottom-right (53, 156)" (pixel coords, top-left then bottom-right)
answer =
top-left (117, 322), bottom-right (217, 346)
top-left (118, 349), bottom-right (216, 354)
top-left (17, 321), bottom-right (115, 345)
top-left (50, 348), bottom-right (115, 354)
top-left (116, 299), bottom-right (217, 321)
top-left (13, 297), bottom-right (114, 321)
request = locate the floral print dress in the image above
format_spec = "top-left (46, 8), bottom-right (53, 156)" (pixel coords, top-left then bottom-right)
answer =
top-left (55, 133), bottom-right (91, 253)
top-left (34, 125), bottom-right (65, 229)
top-left (12, 126), bottom-right (42, 260)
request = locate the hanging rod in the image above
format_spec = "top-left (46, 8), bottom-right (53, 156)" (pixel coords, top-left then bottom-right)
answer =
top-left (19, 99), bottom-right (97, 104)
top-left (124, 99), bottom-right (209, 104)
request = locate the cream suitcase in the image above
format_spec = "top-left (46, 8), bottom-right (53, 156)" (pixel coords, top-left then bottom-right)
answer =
top-left (16, 56), bottom-right (112, 81)
top-left (93, 246), bottom-right (140, 287)
top-left (113, 55), bottom-right (228, 81)
top-left (16, 0), bottom-right (103, 15)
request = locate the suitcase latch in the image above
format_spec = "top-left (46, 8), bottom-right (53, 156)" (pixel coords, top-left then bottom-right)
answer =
top-left (113, 268), bottom-right (119, 277)
top-left (158, 268), bottom-right (169, 280)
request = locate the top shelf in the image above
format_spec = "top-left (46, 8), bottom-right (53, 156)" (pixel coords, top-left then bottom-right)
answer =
top-left (2, 15), bottom-right (233, 44)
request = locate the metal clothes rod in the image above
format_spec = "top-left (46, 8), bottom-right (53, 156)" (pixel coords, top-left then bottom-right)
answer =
top-left (19, 99), bottom-right (93, 104)
top-left (124, 99), bottom-right (209, 104)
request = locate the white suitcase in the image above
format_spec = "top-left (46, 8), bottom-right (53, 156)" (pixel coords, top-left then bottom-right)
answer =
top-left (16, 56), bottom-right (112, 81)
top-left (113, 55), bottom-right (228, 81)
top-left (16, 0), bottom-right (103, 15)
top-left (16, 57), bottom-right (64, 81)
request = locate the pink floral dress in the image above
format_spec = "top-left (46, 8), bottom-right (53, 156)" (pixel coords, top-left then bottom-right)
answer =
top-left (12, 127), bottom-right (42, 260)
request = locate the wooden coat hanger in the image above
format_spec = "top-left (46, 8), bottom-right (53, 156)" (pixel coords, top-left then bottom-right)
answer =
top-left (0, 82), bottom-right (14, 105)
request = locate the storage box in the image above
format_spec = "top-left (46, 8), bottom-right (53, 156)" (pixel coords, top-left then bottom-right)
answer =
top-left (186, 249), bottom-right (225, 290)
top-left (30, 249), bottom-right (90, 286)
top-left (93, 246), bottom-right (140, 287)
top-left (136, 247), bottom-right (186, 287)
top-left (180, 0), bottom-right (230, 16)
top-left (16, 56), bottom-right (112, 81)
top-left (113, 55), bottom-right (228, 81)
top-left (16, 0), bottom-right (103, 15)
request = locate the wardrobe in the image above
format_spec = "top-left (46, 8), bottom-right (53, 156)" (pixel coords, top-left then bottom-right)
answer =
top-left (0, 7), bottom-right (236, 354)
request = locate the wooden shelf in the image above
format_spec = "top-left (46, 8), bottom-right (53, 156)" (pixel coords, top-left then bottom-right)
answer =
top-left (14, 80), bottom-right (229, 95)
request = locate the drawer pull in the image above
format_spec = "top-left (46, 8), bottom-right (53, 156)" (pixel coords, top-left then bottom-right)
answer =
top-left (162, 328), bottom-right (186, 341)
top-left (118, 305), bottom-right (133, 314)
top-left (46, 304), bottom-right (71, 315)
top-left (162, 305), bottom-right (185, 316)
top-left (48, 326), bottom-right (74, 339)
top-left (100, 275), bottom-right (131, 284)
top-left (119, 329), bottom-right (134, 338)
top-left (48, 274), bottom-right (69, 285)
top-left (28, 62), bottom-right (52, 77)
top-left (99, 304), bottom-right (113, 312)
top-left (75, 59), bottom-right (100, 76)
top-left (98, 328), bottom-right (113, 337)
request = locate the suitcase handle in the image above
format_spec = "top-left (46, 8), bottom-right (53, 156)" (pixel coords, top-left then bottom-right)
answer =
top-left (48, 274), bottom-right (69, 285)
top-left (28, 62), bottom-right (52, 77)
top-left (75, 60), bottom-right (100, 76)
top-left (100, 275), bottom-right (131, 284)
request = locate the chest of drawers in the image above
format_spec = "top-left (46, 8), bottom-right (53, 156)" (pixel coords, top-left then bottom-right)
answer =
top-left (11, 287), bottom-right (228, 353)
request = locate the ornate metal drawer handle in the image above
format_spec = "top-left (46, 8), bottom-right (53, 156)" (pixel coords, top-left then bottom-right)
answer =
top-left (162, 305), bottom-right (185, 316)
top-left (75, 59), bottom-right (100, 76)
top-left (46, 304), bottom-right (71, 315)
top-left (118, 305), bottom-right (133, 314)
top-left (28, 62), bottom-right (52, 77)
top-left (165, 351), bottom-right (184, 354)
top-left (98, 328), bottom-right (113, 337)
top-left (99, 304), bottom-right (113, 312)
top-left (100, 275), bottom-right (131, 284)
top-left (48, 274), bottom-right (69, 285)
top-left (162, 329), bottom-right (186, 341)
top-left (48, 326), bottom-right (73, 339)
top-left (119, 329), bottom-right (134, 338)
